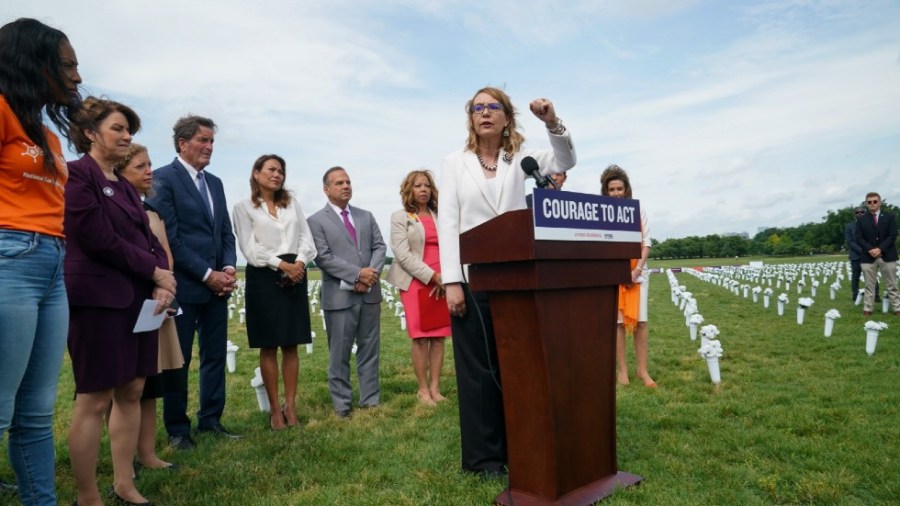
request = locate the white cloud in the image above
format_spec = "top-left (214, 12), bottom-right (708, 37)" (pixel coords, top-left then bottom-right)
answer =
top-left (5, 0), bottom-right (899, 251)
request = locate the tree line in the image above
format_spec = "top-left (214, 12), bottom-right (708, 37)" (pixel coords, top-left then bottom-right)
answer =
top-left (649, 202), bottom-right (899, 259)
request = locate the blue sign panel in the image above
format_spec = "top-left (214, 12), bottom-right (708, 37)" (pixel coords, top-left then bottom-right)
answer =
top-left (532, 188), bottom-right (641, 242)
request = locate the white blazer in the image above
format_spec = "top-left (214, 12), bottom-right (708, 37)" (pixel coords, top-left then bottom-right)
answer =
top-left (438, 130), bottom-right (576, 284)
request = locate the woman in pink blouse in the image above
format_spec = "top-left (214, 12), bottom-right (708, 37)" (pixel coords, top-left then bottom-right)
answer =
top-left (385, 170), bottom-right (450, 405)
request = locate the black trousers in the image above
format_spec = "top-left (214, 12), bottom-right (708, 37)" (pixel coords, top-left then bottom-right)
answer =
top-left (450, 284), bottom-right (507, 472)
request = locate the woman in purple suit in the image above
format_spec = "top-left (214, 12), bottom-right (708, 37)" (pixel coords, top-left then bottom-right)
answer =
top-left (64, 97), bottom-right (175, 506)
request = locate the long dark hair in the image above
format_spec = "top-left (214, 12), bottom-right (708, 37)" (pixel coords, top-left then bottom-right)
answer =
top-left (0, 18), bottom-right (81, 176)
top-left (250, 154), bottom-right (292, 208)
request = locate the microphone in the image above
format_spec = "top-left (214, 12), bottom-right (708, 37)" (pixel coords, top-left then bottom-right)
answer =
top-left (520, 156), bottom-right (558, 190)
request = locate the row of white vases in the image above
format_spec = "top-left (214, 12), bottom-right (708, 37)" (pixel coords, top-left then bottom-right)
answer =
top-left (678, 265), bottom-right (888, 358)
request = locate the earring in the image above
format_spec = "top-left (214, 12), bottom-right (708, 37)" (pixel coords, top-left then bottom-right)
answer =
top-left (503, 127), bottom-right (510, 138)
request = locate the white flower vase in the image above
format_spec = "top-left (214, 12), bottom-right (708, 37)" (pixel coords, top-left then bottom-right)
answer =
top-left (743, 287), bottom-right (749, 298)
top-left (796, 285), bottom-right (802, 295)
top-left (764, 295), bottom-right (770, 308)
top-left (777, 301), bottom-right (784, 316)
top-left (797, 307), bottom-right (806, 325)
top-left (226, 344), bottom-right (238, 374)
top-left (705, 356), bottom-right (721, 384)
top-left (824, 317), bottom-right (835, 337)
top-left (865, 330), bottom-right (879, 356)
top-left (829, 288), bottom-right (836, 300)
top-left (689, 324), bottom-right (697, 341)
top-left (786, 282), bottom-right (791, 291)
top-left (855, 292), bottom-right (863, 305)
top-left (811, 287), bottom-right (817, 297)
top-left (752, 293), bottom-right (759, 303)
top-left (883, 297), bottom-right (889, 313)
top-left (250, 369), bottom-right (270, 413)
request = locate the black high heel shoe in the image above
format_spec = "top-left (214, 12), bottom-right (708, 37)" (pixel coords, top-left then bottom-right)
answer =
top-left (109, 485), bottom-right (155, 506)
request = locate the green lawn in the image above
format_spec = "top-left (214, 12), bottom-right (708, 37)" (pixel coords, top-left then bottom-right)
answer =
top-left (1, 255), bottom-right (897, 505)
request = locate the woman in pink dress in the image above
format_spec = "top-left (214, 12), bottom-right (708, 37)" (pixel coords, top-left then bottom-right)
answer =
top-left (385, 170), bottom-right (450, 405)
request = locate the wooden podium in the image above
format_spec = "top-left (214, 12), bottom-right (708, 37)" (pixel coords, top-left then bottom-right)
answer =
top-left (460, 210), bottom-right (643, 505)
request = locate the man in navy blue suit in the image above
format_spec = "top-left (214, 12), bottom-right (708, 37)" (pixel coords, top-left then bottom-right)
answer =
top-left (855, 192), bottom-right (900, 317)
top-left (147, 115), bottom-right (240, 449)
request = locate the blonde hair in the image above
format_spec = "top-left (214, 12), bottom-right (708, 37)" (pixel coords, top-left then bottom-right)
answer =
top-left (114, 142), bottom-right (148, 172)
top-left (464, 87), bottom-right (525, 156)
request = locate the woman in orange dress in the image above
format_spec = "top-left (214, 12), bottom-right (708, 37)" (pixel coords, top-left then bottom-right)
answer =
top-left (385, 170), bottom-right (450, 405)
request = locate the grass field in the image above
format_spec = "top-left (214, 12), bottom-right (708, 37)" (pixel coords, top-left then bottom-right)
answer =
top-left (1, 255), bottom-right (897, 505)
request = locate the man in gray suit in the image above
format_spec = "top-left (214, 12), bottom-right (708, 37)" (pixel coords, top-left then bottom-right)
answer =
top-left (307, 167), bottom-right (386, 418)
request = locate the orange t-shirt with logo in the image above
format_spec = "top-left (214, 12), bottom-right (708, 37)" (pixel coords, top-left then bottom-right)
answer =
top-left (0, 95), bottom-right (68, 238)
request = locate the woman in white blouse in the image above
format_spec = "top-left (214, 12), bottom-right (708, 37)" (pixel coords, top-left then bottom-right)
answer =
top-left (233, 154), bottom-right (317, 430)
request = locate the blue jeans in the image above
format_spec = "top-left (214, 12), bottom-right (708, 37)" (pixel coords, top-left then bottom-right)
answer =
top-left (0, 230), bottom-right (68, 506)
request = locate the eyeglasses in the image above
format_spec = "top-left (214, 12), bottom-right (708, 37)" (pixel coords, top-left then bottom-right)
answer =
top-left (470, 102), bottom-right (504, 114)
top-left (867, 200), bottom-right (879, 204)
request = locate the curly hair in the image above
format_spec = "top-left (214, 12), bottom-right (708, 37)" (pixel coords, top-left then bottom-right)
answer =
top-left (464, 86), bottom-right (525, 156)
top-left (113, 142), bottom-right (148, 172)
top-left (0, 18), bottom-right (81, 176)
top-left (69, 96), bottom-right (141, 155)
top-left (600, 164), bottom-right (633, 199)
top-left (249, 154), bottom-right (292, 209)
top-left (399, 169), bottom-right (438, 214)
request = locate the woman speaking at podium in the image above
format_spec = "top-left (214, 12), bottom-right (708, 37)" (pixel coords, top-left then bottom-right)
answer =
top-left (438, 87), bottom-right (576, 477)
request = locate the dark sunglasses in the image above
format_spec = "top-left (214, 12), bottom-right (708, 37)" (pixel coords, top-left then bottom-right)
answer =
top-left (866, 200), bottom-right (879, 204)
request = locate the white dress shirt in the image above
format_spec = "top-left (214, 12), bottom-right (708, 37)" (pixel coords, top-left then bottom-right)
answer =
top-left (233, 197), bottom-right (317, 270)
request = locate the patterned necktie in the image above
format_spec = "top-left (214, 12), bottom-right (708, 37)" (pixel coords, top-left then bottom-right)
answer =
top-left (196, 171), bottom-right (213, 219)
top-left (341, 209), bottom-right (358, 247)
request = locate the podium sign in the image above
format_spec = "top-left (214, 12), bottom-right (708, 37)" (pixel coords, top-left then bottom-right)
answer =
top-left (532, 188), bottom-right (642, 243)
top-left (460, 210), bottom-right (643, 505)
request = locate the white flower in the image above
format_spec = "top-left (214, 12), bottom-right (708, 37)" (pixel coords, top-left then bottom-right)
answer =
top-left (798, 297), bottom-right (814, 308)
top-left (830, 282), bottom-right (841, 291)
top-left (812, 280), bottom-right (820, 287)
top-left (778, 293), bottom-right (790, 303)
top-left (864, 321), bottom-right (889, 331)
top-left (825, 309), bottom-right (841, 319)
top-left (764, 287), bottom-right (774, 295)
top-left (689, 314), bottom-right (704, 325)
top-left (698, 340), bottom-right (724, 359)
top-left (700, 324), bottom-right (720, 340)
top-left (752, 286), bottom-right (762, 293)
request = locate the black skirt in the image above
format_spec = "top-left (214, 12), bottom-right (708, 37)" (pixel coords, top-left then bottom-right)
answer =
top-left (244, 254), bottom-right (312, 348)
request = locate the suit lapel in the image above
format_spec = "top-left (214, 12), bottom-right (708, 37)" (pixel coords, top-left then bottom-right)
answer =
top-left (324, 204), bottom-right (358, 248)
top-left (82, 156), bottom-right (147, 234)
top-left (172, 159), bottom-right (214, 228)
top-left (463, 151), bottom-right (501, 215)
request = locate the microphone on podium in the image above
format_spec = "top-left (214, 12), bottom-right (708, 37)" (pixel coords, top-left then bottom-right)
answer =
top-left (521, 156), bottom-right (558, 190)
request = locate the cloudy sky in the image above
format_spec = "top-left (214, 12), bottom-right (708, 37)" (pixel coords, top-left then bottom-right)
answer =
top-left (8, 0), bottom-right (900, 258)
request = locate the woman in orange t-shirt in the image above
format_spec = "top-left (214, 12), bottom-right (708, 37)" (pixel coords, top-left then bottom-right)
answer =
top-left (0, 18), bottom-right (82, 505)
